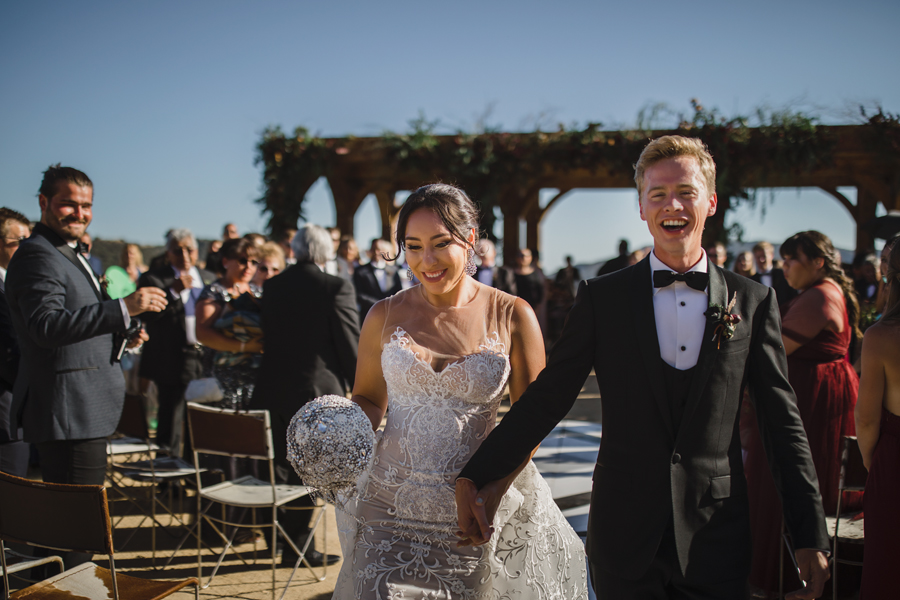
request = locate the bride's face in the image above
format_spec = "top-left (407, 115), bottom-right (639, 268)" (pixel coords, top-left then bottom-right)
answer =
top-left (404, 208), bottom-right (474, 297)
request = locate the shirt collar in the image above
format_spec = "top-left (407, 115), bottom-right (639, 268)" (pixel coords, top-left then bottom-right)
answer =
top-left (649, 248), bottom-right (709, 295)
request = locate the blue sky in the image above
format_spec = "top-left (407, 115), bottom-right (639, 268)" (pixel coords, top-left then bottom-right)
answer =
top-left (2, 0), bottom-right (897, 271)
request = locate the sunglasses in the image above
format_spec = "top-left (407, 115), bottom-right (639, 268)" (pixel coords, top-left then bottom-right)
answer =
top-left (236, 258), bottom-right (259, 267)
top-left (257, 265), bottom-right (280, 274)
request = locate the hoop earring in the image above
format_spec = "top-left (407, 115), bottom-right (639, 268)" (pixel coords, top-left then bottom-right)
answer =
top-left (465, 248), bottom-right (477, 277)
top-left (407, 267), bottom-right (414, 281)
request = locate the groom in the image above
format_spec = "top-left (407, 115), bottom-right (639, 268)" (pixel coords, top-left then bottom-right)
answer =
top-left (457, 136), bottom-right (830, 599)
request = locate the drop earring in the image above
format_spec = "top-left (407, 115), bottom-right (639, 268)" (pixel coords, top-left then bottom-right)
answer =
top-left (407, 267), bottom-right (414, 281)
top-left (465, 248), bottom-right (477, 277)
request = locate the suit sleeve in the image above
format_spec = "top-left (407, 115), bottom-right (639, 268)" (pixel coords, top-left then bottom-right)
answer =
top-left (459, 279), bottom-right (597, 488)
top-left (6, 246), bottom-right (128, 349)
top-left (353, 269), bottom-right (383, 311)
top-left (749, 287), bottom-right (830, 551)
top-left (135, 270), bottom-right (171, 324)
top-left (0, 291), bottom-right (18, 388)
top-left (332, 278), bottom-right (361, 390)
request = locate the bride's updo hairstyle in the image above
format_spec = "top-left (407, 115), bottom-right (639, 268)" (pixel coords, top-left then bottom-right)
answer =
top-left (393, 183), bottom-right (480, 257)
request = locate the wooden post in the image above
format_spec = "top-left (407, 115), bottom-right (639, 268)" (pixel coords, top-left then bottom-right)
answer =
top-left (329, 177), bottom-right (368, 239)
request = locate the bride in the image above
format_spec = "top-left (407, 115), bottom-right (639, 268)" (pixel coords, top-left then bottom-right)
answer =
top-left (334, 184), bottom-right (588, 599)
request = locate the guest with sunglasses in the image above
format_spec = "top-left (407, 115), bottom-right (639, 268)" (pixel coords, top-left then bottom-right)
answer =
top-left (252, 241), bottom-right (286, 288)
top-left (196, 237), bottom-right (263, 409)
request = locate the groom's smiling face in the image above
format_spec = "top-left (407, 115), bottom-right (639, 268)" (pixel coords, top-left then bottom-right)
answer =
top-left (639, 156), bottom-right (717, 271)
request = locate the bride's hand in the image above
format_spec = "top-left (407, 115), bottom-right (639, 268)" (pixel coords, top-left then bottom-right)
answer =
top-left (455, 478), bottom-right (505, 547)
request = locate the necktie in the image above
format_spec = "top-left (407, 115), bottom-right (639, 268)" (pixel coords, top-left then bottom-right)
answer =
top-left (653, 270), bottom-right (709, 291)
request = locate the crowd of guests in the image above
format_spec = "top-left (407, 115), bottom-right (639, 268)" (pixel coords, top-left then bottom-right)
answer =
top-left (1, 163), bottom-right (898, 597)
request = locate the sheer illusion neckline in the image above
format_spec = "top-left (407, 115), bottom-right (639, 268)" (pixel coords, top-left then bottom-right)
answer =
top-left (389, 327), bottom-right (508, 375)
top-left (416, 280), bottom-right (481, 309)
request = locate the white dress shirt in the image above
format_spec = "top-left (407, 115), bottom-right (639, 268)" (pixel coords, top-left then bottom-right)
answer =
top-left (649, 250), bottom-right (709, 370)
top-left (69, 241), bottom-right (130, 327)
top-left (758, 270), bottom-right (773, 288)
top-left (171, 265), bottom-right (203, 345)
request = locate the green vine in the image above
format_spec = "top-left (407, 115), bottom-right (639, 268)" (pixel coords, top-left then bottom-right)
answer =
top-left (256, 102), bottom-right (894, 242)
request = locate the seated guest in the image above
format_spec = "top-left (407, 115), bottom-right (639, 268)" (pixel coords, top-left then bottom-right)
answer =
top-left (751, 240), bottom-right (797, 307)
top-left (353, 238), bottom-right (401, 319)
top-left (856, 238), bottom-right (900, 599)
top-left (743, 230), bottom-right (862, 594)
top-left (252, 241), bottom-right (286, 288)
top-left (732, 250), bottom-right (756, 278)
top-left (474, 239), bottom-right (515, 294)
top-left (137, 229), bottom-right (215, 452)
top-left (0, 207), bottom-right (30, 476)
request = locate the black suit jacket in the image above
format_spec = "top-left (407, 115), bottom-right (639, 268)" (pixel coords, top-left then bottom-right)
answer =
top-left (353, 263), bottom-right (402, 320)
top-left (751, 268), bottom-right (797, 307)
top-left (0, 286), bottom-right (20, 442)
top-left (251, 261), bottom-right (359, 423)
top-left (6, 224), bottom-right (129, 443)
top-left (474, 265), bottom-right (517, 296)
top-left (460, 256), bottom-right (828, 582)
top-left (137, 265), bottom-right (216, 386)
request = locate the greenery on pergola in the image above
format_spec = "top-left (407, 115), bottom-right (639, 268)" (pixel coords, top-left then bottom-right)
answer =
top-left (255, 102), bottom-right (900, 247)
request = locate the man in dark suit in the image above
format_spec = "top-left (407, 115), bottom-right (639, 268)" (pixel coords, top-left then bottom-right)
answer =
top-left (0, 207), bottom-right (31, 476)
top-left (251, 223), bottom-right (359, 567)
top-left (6, 165), bottom-right (167, 566)
top-left (474, 239), bottom-right (516, 294)
top-left (353, 238), bottom-right (402, 320)
top-left (752, 241), bottom-right (798, 307)
top-left (137, 228), bottom-right (215, 453)
top-left (457, 137), bottom-right (830, 599)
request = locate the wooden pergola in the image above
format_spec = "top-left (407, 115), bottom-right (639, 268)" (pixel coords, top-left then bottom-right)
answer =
top-left (259, 125), bottom-right (900, 265)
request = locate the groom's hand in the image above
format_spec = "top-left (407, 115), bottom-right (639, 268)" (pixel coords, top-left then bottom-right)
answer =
top-left (785, 549), bottom-right (830, 599)
top-left (455, 478), bottom-right (493, 547)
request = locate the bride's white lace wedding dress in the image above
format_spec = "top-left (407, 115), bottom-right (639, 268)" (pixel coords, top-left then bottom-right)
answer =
top-left (333, 285), bottom-right (588, 599)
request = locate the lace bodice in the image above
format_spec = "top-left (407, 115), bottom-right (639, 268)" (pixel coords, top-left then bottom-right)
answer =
top-left (334, 284), bottom-right (587, 600)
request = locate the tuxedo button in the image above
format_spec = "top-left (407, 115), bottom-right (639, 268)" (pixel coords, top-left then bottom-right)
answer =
top-left (680, 301), bottom-right (686, 307)
top-left (672, 453), bottom-right (682, 464)
top-left (681, 346), bottom-right (686, 351)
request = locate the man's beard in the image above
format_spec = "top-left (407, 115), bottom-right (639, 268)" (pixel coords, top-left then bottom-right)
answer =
top-left (48, 216), bottom-right (88, 241)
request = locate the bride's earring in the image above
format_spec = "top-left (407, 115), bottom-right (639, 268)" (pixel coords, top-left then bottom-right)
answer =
top-left (465, 248), bottom-right (477, 277)
top-left (407, 267), bottom-right (414, 281)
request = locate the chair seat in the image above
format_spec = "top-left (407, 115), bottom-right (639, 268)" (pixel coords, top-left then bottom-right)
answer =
top-left (826, 513), bottom-right (865, 542)
top-left (199, 475), bottom-right (311, 508)
top-left (108, 437), bottom-right (159, 456)
top-left (115, 456), bottom-right (200, 480)
top-left (1, 548), bottom-right (63, 577)
top-left (10, 562), bottom-right (198, 600)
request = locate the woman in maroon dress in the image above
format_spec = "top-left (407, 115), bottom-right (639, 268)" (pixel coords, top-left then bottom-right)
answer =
top-left (743, 231), bottom-right (862, 596)
top-left (856, 238), bottom-right (900, 599)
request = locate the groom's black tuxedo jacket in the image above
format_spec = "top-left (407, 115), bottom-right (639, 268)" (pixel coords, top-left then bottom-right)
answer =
top-left (460, 256), bottom-right (828, 582)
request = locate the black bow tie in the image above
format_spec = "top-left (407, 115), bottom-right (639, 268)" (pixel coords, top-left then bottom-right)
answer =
top-left (75, 241), bottom-right (90, 255)
top-left (653, 270), bottom-right (709, 291)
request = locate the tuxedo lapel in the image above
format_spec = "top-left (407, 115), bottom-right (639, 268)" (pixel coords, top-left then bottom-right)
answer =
top-left (630, 257), bottom-right (675, 443)
top-left (33, 224), bottom-right (103, 303)
top-left (677, 264), bottom-right (728, 442)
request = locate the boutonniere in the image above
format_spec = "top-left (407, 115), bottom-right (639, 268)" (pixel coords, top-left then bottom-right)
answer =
top-left (707, 292), bottom-right (742, 350)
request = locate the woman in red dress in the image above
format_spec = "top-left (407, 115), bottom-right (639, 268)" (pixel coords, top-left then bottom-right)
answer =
top-left (743, 231), bottom-right (862, 595)
top-left (856, 238), bottom-right (900, 599)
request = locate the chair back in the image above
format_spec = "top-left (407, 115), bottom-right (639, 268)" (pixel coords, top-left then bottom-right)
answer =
top-left (187, 403), bottom-right (272, 460)
top-left (0, 471), bottom-right (114, 556)
top-left (839, 436), bottom-right (867, 492)
top-left (116, 393), bottom-right (150, 440)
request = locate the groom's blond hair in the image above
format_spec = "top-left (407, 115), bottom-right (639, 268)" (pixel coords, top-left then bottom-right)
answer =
top-left (633, 136), bottom-right (716, 197)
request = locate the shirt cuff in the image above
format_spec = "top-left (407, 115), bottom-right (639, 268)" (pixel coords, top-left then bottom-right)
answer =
top-left (118, 298), bottom-right (130, 327)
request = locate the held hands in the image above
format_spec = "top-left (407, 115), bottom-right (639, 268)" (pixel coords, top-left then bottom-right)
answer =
top-left (785, 549), bottom-right (830, 599)
top-left (124, 287), bottom-right (168, 316)
top-left (455, 478), bottom-right (506, 547)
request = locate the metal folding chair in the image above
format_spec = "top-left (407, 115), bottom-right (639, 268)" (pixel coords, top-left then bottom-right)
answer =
top-left (183, 402), bottom-right (329, 600)
top-left (106, 394), bottom-right (200, 564)
top-left (826, 435), bottom-right (866, 599)
top-left (0, 471), bottom-right (199, 600)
